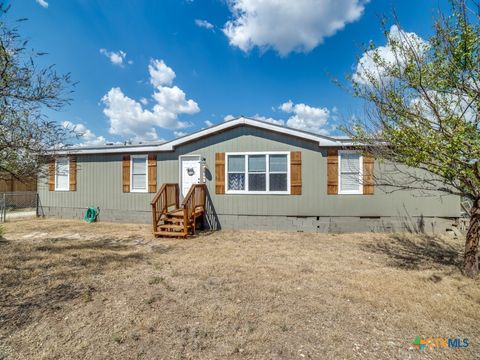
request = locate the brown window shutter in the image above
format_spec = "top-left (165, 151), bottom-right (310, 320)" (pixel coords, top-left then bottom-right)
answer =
top-left (290, 151), bottom-right (302, 195)
top-left (69, 156), bottom-right (77, 192)
top-left (363, 154), bottom-right (374, 195)
top-left (48, 158), bottom-right (55, 191)
top-left (148, 153), bottom-right (157, 193)
top-left (215, 152), bottom-right (225, 194)
top-left (122, 155), bottom-right (130, 193)
top-left (327, 149), bottom-right (338, 195)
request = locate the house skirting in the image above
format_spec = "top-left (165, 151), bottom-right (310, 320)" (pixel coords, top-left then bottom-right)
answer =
top-left (40, 206), bottom-right (457, 234)
top-left (207, 214), bottom-right (457, 234)
top-left (40, 206), bottom-right (151, 224)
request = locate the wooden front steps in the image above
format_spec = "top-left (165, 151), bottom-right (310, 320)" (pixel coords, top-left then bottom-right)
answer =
top-left (151, 183), bottom-right (206, 238)
top-left (154, 208), bottom-right (192, 238)
top-left (168, 208), bottom-right (205, 218)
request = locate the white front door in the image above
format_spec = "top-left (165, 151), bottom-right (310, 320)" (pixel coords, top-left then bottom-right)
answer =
top-left (180, 155), bottom-right (201, 199)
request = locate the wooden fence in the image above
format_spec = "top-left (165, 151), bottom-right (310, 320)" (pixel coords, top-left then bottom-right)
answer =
top-left (0, 174), bottom-right (37, 193)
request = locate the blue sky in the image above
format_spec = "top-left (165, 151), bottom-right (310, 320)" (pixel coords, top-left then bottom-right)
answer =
top-left (9, 0), bottom-right (449, 145)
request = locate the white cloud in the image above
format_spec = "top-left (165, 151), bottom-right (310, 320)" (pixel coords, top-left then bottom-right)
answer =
top-left (140, 97), bottom-right (148, 105)
top-left (252, 115), bottom-right (285, 126)
top-left (100, 48), bottom-right (131, 67)
top-left (353, 26), bottom-right (479, 124)
top-left (102, 59), bottom-right (200, 141)
top-left (410, 90), bottom-right (478, 125)
top-left (63, 121), bottom-right (106, 147)
top-left (195, 19), bottom-right (214, 30)
top-left (224, 113), bottom-right (283, 125)
top-left (223, 0), bottom-right (368, 56)
top-left (280, 101), bottom-right (331, 134)
top-left (204, 120), bottom-right (214, 127)
top-left (152, 86), bottom-right (199, 115)
top-left (353, 25), bottom-right (429, 86)
top-left (35, 0), bottom-right (48, 8)
top-left (223, 101), bottom-right (334, 134)
top-left (174, 131), bottom-right (188, 138)
top-left (149, 59), bottom-right (176, 87)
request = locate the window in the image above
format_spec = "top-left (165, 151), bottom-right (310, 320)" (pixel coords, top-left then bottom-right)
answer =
top-left (248, 155), bottom-right (266, 191)
top-left (227, 155), bottom-right (246, 191)
top-left (131, 155), bottom-right (148, 192)
top-left (269, 155), bottom-right (288, 191)
top-left (226, 152), bottom-right (290, 194)
top-left (338, 150), bottom-right (363, 194)
top-left (55, 157), bottom-right (69, 191)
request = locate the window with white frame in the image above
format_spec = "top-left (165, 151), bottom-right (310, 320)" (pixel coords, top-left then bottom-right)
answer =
top-left (226, 152), bottom-right (289, 194)
top-left (269, 154), bottom-right (288, 191)
top-left (55, 157), bottom-right (70, 191)
top-left (338, 150), bottom-right (362, 194)
top-left (248, 155), bottom-right (266, 191)
top-left (131, 155), bottom-right (148, 192)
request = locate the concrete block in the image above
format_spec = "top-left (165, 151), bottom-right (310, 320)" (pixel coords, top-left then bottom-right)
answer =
top-left (41, 206), bottom-right (455, 235)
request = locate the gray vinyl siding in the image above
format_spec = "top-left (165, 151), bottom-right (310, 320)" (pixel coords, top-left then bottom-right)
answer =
top-left (38, 126), bottom-right (460, 218)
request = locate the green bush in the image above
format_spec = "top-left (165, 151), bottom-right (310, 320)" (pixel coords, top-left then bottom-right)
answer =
top-left (0, 225), bottom-right (4, 238)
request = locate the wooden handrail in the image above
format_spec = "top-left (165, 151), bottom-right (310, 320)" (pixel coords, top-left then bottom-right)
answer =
top-left (150, 183), bottom-right (178, 206)
top-left (181, 184), bottom-right (206, 235)
top-left (151, 183), bottom-right (206, 235)
top-left (151, 183), bottom-right (179, 233)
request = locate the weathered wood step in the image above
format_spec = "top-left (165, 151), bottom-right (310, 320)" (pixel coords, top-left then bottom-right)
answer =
top-left (166, 207), bottom-right (205, 218)
top-left (158, 224), bottom-right (190, 231)
top-left (167, 210), bottom-right (185, 218)
top-left (154, 231), bottom-right (188, 237)
top-left (165, 218), bottom-right (185, 224)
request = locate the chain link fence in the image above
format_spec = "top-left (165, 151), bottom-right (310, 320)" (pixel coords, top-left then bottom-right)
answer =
top-left (0, 192), bottom-right (39, 222)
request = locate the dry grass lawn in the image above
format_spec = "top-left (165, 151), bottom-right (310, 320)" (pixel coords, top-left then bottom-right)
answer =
top-left (0, 219), bottom-right (479, 359)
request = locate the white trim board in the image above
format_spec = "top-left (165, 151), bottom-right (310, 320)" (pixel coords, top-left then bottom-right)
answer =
top-left (130, 154), bottom-right (148, 193)
top-left (338, 150), bottom-right (363, 195)
top-left (225, 151), bottom-right (291, 195)
top-left (54, 156), bottom-right (70, 192)
top-left (56, 117), bottom-right (358, 155)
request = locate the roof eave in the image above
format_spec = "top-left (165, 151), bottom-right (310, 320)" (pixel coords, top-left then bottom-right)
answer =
top-left (54, 116), bottom-right (356, 155)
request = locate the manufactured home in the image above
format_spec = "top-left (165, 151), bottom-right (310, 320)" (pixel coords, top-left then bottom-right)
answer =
top-left (38, 117), bottom-right (460, 237)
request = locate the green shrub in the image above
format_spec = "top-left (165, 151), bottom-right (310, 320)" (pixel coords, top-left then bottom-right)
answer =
top-left (0, 225), bottom-right (4, 238)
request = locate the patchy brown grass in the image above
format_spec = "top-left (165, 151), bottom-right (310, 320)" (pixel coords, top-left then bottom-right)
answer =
top-left (0, 219), bottom-right (479, 359)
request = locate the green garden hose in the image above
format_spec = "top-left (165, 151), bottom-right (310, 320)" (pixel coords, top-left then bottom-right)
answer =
top-left (84, 207), bottom-right (98, 223)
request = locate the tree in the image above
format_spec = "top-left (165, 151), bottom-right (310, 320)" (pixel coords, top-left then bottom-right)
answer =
top-left (0, 3), bottom-right (73, 182)
top-left (348, 0), bottom-right (480, 277)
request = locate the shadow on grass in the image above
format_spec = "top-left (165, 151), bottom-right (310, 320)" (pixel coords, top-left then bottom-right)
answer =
top-left (34, 237), bottom-right (137, 252)
top-left (192, 230), bottom-right (218, 238)
top-left (0, 237), bottom-right (149, 332)
top-left (362, 233), bottom-right (462, 271)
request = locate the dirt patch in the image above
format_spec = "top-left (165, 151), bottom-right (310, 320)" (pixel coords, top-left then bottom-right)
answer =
top-left (0, 219), bottom-right (479, 359)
